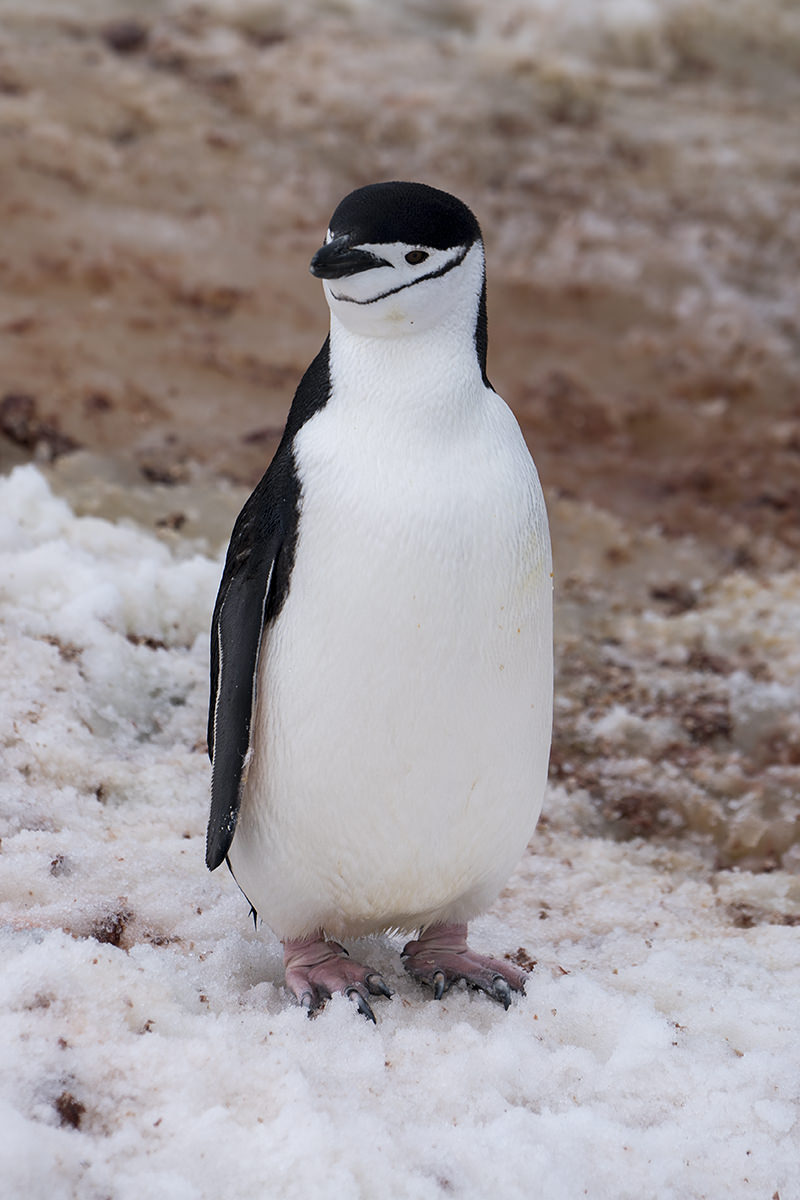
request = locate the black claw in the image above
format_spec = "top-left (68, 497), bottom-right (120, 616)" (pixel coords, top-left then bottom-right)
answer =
top-left (300, 991), bottom-right (317, 1016)
top-left (432, 970), bottom-right (446, 1001)
top-left (492, 976), bottom-right (512, 1010)
top-left (365, 973), bottom-right (393, 999)
top-left (346, 987), bottom-right (377, 1023)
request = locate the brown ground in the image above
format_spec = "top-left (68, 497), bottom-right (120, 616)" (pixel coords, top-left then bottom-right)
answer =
top-left (2, 5), bottom-right (798, 561)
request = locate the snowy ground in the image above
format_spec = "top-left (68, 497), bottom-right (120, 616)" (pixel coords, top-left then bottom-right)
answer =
top-left (1, 467), bottom-right (798, 1200)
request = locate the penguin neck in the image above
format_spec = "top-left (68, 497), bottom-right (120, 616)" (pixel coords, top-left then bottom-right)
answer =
top-left (326, 305), bottom-right (487, 439)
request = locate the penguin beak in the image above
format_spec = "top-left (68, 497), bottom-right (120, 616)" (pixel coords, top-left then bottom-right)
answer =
top-left (310, 235), bottom-right (391, 280)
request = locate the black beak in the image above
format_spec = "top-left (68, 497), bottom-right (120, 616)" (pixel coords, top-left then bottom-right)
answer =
top-left (310, 235), bottom-right (391, 280)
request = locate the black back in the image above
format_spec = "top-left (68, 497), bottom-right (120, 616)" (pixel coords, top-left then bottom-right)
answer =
top-left (206, 340), bottom-right (331, 870)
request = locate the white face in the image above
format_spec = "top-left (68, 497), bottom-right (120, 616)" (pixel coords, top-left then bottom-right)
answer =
top-left (322, 239), bottom-right (485, 340)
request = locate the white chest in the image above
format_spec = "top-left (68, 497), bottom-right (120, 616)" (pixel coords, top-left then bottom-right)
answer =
top-left (228, 342), bottom-right (553, 938)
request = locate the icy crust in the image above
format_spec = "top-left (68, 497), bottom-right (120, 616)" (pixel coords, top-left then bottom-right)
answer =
top-left (1, 466), bottom-right (799, 1199)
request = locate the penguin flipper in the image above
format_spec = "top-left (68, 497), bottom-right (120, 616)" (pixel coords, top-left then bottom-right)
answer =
top-left (205, 464), bottom-right (289, 871)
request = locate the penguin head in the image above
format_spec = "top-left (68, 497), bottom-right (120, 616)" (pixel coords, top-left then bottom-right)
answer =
top-left (310, 182), bottom-right (486, 344)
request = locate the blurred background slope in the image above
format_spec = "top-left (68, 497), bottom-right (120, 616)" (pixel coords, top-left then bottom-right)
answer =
top-left (1, 0), bottom-right (798, 880)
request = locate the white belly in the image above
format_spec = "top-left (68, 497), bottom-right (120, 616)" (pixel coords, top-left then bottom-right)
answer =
top-left (228, 388), bottom-right (553, 939)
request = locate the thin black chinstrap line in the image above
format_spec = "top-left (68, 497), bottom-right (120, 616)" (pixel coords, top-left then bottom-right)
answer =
top-left (331, 244), bottom-right (470, 306)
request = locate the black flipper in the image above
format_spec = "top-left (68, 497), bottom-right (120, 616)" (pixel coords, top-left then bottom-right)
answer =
top-left (206, 502), bottom-right (276, 870)
top-left (205, 339), bottom-right (332, 871)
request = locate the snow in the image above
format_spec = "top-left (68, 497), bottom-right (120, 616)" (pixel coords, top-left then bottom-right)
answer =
top-left (1, 464), bottom-right (798, 1199)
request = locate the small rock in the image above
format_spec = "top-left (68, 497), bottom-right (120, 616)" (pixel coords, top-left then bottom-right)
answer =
top-left (102, 19), bottom-right (150, 55)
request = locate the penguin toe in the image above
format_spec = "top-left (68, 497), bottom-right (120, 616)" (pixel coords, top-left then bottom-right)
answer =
top-left (346, 986), bottom-right (377, 1023)
top-left (432, 970), bottom-right (447, 1001)
top-left (490, 975), bottom-right (513, 1010)
top-left (365, 972), bottom-right (394, 999)
top-left (300, 989), bottom-right (322, 1016)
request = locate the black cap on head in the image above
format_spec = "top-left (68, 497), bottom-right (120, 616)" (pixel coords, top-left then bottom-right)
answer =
top-left (328, 181), bottom-right (482, 250)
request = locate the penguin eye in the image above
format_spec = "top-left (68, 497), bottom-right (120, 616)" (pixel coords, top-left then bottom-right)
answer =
top-left (405, 249), bottom-right (429, 265)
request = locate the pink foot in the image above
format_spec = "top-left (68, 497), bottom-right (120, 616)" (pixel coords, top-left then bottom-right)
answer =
top-left (402, 922), bottom-right (527, 1009)
top-left (282, 931), bottom-right (393, 1021)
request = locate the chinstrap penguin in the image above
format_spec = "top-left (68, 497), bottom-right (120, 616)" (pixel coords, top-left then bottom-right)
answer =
top-left (207, 181), bottom-right (553, 1020)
